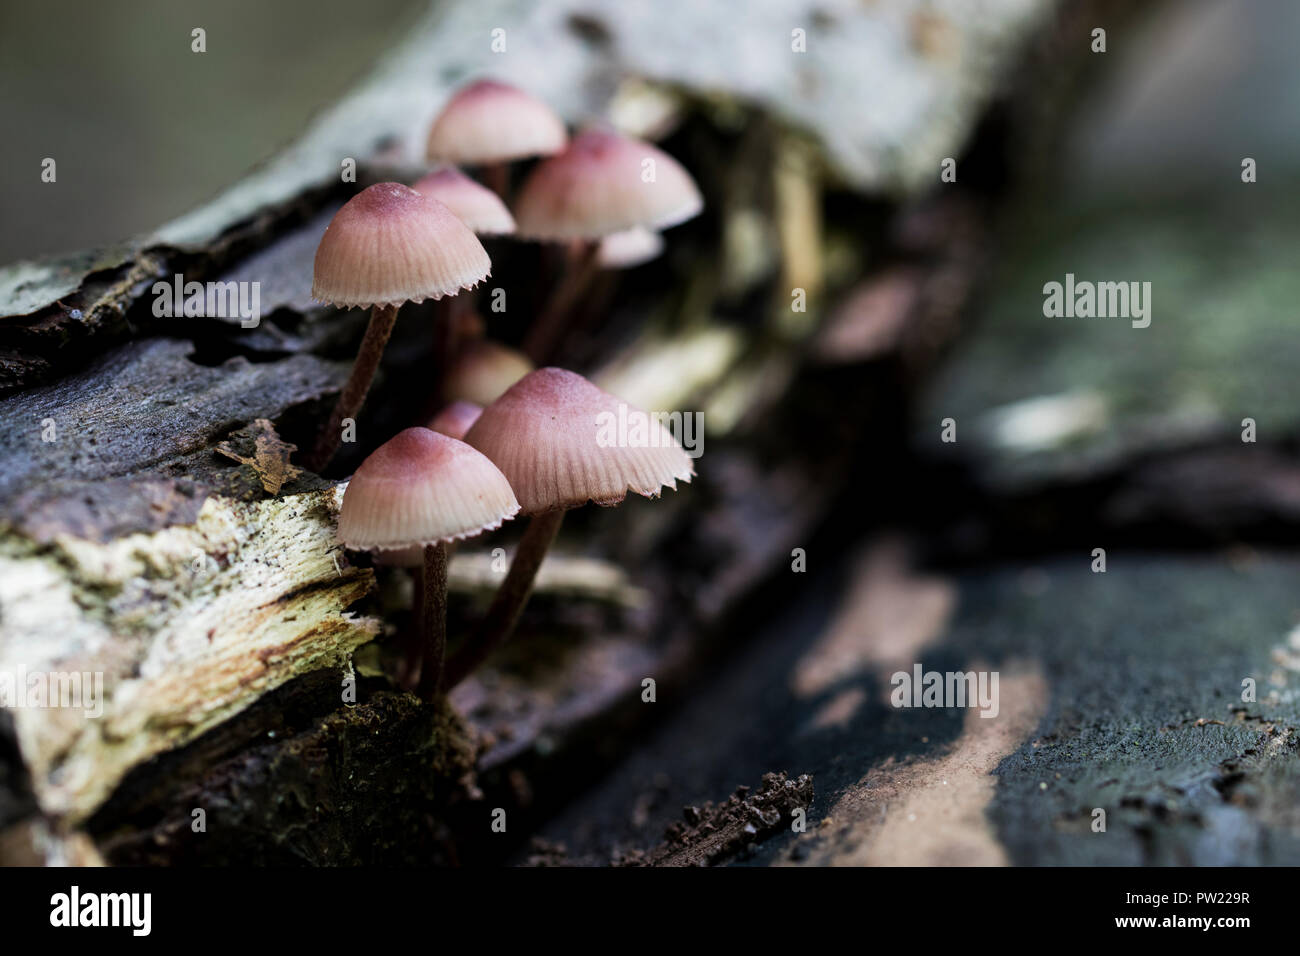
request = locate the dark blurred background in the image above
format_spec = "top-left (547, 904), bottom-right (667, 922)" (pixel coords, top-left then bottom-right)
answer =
top-left (5, 0), bottom-right (1300, 266)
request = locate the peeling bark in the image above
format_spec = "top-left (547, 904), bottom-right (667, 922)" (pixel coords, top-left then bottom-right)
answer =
top-left (0, 485), bottom-right (377, 824)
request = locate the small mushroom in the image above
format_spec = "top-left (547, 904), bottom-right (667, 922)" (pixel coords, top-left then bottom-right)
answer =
top-left (338, 427), bottom-right (518, 698)
top-left (411, 167), bottom-right (516, 370)
top-left (371, 402), bottom-right (485, 571)
top-left (425, 79), bottom-right (567, 197)
top-left (372, 397), bottom-right (485, 688)
top-left (445, 367), bottom-right (693, 686)
top-left (513, 128), bottom-right (702, 241)
top-left (412, 166), bottom-right (516, 237)
top-left (307, 183), bottom-right (491, 472)
top-left (512, 128), bottom-right (702, 361)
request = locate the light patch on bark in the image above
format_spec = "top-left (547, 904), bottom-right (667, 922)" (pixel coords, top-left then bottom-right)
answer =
top-left (450, 550), bottom-right (649, 608)
top-left (792, 539), bottom-right (956, 700)
top-left (0, 485), bottom-right (378, 823)
top-left (789, 662), bottom-right (1047, 866)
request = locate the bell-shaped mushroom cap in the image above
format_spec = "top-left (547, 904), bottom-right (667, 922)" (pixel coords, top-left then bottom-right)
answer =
top-left (428, 400), bottom-right (483, 441)
top-left (597, 226), bottom-right (665, 269)
top-left (413, 167), bottom-right (516, 236)
top-left (425, 79), bottom-right (567, 165)
top-left (464, 367), bottom-right (694, 515)
top-left (513, 129), bottom-right (702, 240)
top-left (313, 183), bottom-right (491, 309)
top-left (338, 427), bottom-right (519, 551)
top-left (442, 340), bottom-right (534, 405)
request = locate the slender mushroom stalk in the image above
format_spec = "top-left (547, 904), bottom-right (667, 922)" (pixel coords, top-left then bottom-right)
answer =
top-left (512, 128), bottom-right (702, 363)
top-left (400, 563), bottom-right (426, 690)
top-left (444, 509), bottom-right (563, 688)
top-left (481, 163), bottom-right (509, 199)
top-left (415, 542), bottom-right (449, 698)
top-left (337, 427), bottom-right (518, 702)
top-left (382, 401), bottom-right (485, 692)
top-left (559, 228), bottom-right (667, 346)
top-left (432, 298), bottom-right (461, 380)
top-left (307, 304), bottom-right (398, 470)
top-left (523, 227), bottom-right (664, 362)
top-left (304, 182), bottom-right (491, 473)
top-left (521, 241), bottom-right (600, 363)
top-left (446, 367), bottom-right (694, 687)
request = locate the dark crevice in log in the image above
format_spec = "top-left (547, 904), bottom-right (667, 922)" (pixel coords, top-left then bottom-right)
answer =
top-left (909, 440), bottom-right (1300, 570)
top-left (0, 182), bottom-right (349, 396)
top-left (0, 711), bottom-right (38, 832)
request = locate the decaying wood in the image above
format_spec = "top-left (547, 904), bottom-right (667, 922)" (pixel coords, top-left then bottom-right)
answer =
top-left (0, 339), bottom-right (341, 543)
top-left (90, 689), bottom-right (476, 866)
top-left (0, 0), bottom-right (1070, 865)
top-left (618, 772), bottom-right (815, 867)
top-left (0, 484), bottom-right (376, 824)
top-left (520, 540), bottom-right (1300, 866)
top-left (214, 419), bottom-right (303, 495)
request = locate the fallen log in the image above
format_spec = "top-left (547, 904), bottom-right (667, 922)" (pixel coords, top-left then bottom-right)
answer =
top-left (0, 0), bottom-right (1060, 865)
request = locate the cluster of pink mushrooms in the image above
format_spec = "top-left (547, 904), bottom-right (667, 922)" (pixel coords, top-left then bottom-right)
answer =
top-left (310, 80), bottom-right (702, 700)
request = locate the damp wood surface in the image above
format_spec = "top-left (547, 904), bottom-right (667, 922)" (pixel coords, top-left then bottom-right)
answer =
top-left (523, 545), bottom-right (1300, 866)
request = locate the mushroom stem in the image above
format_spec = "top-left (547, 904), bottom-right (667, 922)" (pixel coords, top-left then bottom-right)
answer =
top-left (416, 541), bottom-right (449, 701)
top-left (398, 566), bottom-right (425, 691)
top-left (482, 163), bottom-right (509, 199)
top-left (306, 303), bottom-right (400, 472)
top-left (435, 295), bottom-right (472, 378)
top-left (522, 241), bottom-right (600, 363)
top-left (445, 509), bottom-right (564, 688)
